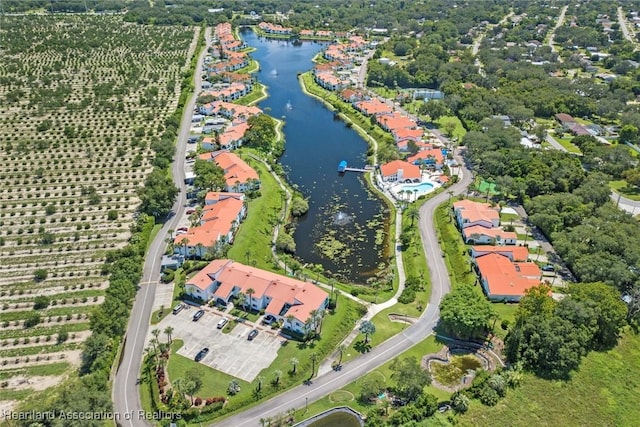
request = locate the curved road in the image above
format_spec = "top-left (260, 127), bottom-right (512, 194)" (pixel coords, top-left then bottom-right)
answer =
top-left (213, 152), bottom-right (473, 427)
top-left (112, 27), bottom-right (210, 427)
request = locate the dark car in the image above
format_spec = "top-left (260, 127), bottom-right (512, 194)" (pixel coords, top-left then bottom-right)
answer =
top-left (195, 347), bottom-right (209, 362)
top-left (248, 329), bottom-right (259, 341)
top-left (193, 309), bottom-right (205, 321)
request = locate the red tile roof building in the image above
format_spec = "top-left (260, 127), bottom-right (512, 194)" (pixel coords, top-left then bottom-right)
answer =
top-left (185, 260), bottom-right (329, 333)
top-left (379, 160), bottom-right (421, 182)
top-left (452, 200), bottom-right (500, 229)
top-left (174, 195), bottom-right (246, 258)
top-left (198, 151), bottom-right (260, 192)
top-left (475, 253), bottom-right (541, 301)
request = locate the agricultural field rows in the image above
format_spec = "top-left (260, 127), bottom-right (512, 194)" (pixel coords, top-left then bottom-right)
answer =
top-left (0, 15), bottom-right (196, 409)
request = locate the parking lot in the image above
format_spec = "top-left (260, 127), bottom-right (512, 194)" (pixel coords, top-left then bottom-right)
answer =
top-left (153, 305), bottom-right (284, 382)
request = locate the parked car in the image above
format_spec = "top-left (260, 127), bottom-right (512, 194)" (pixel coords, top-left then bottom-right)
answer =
top-left (216, 318), bottom-right (228, 329)
top-left (248, 329), bottom-right (259, 341)
top-left (172, 303), bottom-right (184, 315)
top-left (186, 209), bottom-right (195, 215)
top-left (195, 347), bottom-right (209, 362)
top-left (542, 265), bottom-right (555, 272)
top-left (193, 309), bottom-right (205, 321)
top-left (177, 227), bottom-right (189, 232)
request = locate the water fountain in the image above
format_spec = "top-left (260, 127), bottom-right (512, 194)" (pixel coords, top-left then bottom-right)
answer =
top-left (333, 211), bottom-right (352, 226)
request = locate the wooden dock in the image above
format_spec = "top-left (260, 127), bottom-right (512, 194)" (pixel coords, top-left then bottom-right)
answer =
top-left (338, 160), bottom-right (373, 173)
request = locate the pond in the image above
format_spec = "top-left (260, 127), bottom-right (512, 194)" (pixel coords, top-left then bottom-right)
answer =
top-left (431, 354), bottom-right (483, 387)
top-left (242, 30), bottom-right (389, 284)
top-left (306, 410), bottom-right (363, 427)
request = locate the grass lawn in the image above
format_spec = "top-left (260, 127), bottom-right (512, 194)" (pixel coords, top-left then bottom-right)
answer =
top-left (556, 137), bottom-right (582, 154)
top-left (436, 115), bottom-right (466, 140)
top-left (500, 212), bottom-right (520, 223)
top-left (459, 332), bottom-right (640, 427)
top-left (434, 204), bottom-right (477, 289)
top-left (227, 151), bottom-right (284, 273)
top-left (475, 179), bottom-right (499, 196)
top-left (609, 179), bottom-right (640, 201)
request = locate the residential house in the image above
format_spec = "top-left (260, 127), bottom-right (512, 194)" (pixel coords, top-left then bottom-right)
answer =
top-left (452, 200), bottom-right (500, 229)
top-left (475, 253), bottom-right (541, 302)
top-left (185, 260), bottom-right (329, 333)
top-left (379, 160), bottom-right (421, 183)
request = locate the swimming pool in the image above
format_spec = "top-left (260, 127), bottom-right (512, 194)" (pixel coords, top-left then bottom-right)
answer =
top-left (397, 181), bottom-right (435, 197)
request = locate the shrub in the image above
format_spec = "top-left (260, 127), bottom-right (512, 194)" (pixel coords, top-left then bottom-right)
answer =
top-left (398, 288), bottom-right (416, 304)
top-left (34, 269), bottom-right (48, 282)
top-left (107, 210), bottom-right (118, 221)
top-left (57, 330), bottom-right (69, 344)
top-left (23, 313), bottom-right (42, 328)
top-left (33, 295), bottom-right (50, 310)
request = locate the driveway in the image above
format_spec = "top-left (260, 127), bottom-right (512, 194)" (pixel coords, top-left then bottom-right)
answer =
top-left (154, 307), bottom-right (283, 382)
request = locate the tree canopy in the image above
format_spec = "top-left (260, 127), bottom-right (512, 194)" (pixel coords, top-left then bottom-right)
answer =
top-left (439, 284), bottom-right (495, 339)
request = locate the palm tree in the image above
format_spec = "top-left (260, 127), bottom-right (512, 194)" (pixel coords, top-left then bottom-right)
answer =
top-left (309, 353), bottom-right (319, 378)
top-left (312, 263), bottom-right (323, 283)
top-left (151, 328), bottom-right (161, 341)
top-left (407, 206), bottom-right (420, 227)
top-left (290, 357), bottom-right (299, 374)
top-left (237, 291), bottom-right (247, 311)
top-left (413, 188), bottom-right (418, 201)
top-left (273, 369), bottom-right (282, 386)
top-left (164, 326), bottom-right (174, 344)
top-left (181, 237), bottom-right (190, 258)
top-left (315, 310), bottom-right (325, 334)
top-left (359, 320), bottom-right (376, 345)
top-left (256, 375), bottom-right (265, 392)
top-left (246, 288), bottom-right (255, 312)
top-left (337, 344), bottom-right (346, 366)
top-left (308, 309), bottom-right (319, 332)
top-left (195, 243), bottom-right (205, 259)
top-left (149, 338), bottom-right (160, 363)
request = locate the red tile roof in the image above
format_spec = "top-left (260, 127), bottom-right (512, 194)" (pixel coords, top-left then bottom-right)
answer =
top-left (453, 200), bottom-right (500, 226)
top-left (187, 260), bottom-right (328, 323)
top-left (407, 147), bottom-right (444, 164)
top-left (476, 253), bottom-right (541, 298)
top-left (463, 225), bottom-right (517, 242)
top-left (379, 160), bottom-right (421, 180)
top-left (208, 151), bottom-right (259, 188)
top-left (471, 245), bottom-right (529, 262)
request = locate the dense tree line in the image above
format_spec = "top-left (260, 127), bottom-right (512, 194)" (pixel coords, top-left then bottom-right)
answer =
top-left (505, 284), bottom-right (628, 380)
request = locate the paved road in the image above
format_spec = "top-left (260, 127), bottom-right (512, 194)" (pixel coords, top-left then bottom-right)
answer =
top-left (112, 27), bottom-right (210, 427)
top-left (545, 133), bottom-right (568, 152)
top-left (213, 150), bottom-right (473, 426)
top-left (548, 5), bottom-right (568, 61)
top-left (617, 6), bottom-right (635, 44)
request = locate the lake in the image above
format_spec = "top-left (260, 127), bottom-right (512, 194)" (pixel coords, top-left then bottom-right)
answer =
top-left (242, 30), bottom-right (389, 284)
